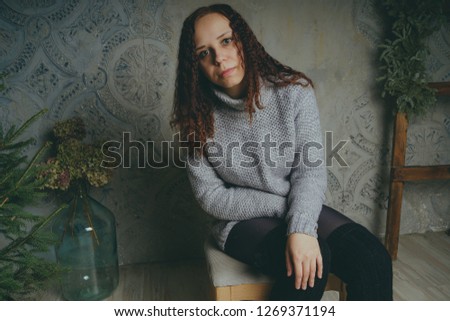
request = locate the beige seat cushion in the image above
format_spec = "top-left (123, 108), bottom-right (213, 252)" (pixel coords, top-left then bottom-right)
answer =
top-left (204, 236), bottom-right (274, 287)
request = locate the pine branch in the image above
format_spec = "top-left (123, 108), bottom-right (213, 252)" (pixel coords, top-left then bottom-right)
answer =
top-left (0, 138), bottom-right (50, 202)
top-left (15, 141), bottom-right (50, 189)
top-left (0, 203), bottom-right (67, 257)
top-left (0, 139), bottom-right (35, 152)
top-left (0, 107), bottom-right (63, 300)
top-left (3, 109), bottom-right (47, 147)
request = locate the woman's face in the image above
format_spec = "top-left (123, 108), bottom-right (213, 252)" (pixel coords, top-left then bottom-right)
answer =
top-left (194, 13), bottom-right (246, 99)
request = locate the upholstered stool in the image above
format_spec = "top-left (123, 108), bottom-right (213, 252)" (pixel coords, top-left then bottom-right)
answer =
top-left (204, 236), bottom-right (347, 301)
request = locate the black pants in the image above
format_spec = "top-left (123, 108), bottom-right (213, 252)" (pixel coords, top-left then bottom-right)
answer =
top-left (224, 205), bottom-right (393, 301)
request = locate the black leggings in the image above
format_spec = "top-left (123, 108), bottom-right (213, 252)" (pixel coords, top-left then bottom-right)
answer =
top-left (224, 205), bottom-right (393, 301)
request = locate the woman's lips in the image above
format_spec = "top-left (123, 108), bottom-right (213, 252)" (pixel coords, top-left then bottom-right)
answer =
top-left (220, 67), bottom-right (236, 78)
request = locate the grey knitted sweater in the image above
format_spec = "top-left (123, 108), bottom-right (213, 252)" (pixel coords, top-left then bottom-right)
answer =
top-left (186, 81), bottom-right (327, 250)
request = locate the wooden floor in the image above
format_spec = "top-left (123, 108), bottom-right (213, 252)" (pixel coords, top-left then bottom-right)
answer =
top-left (38, 231), bottom-right (450, 301)
top-left (392, 231), bottom-right (450, 300)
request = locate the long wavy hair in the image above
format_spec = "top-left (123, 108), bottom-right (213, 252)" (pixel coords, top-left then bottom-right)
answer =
top-left (171, 4), bottom-right (312, 155)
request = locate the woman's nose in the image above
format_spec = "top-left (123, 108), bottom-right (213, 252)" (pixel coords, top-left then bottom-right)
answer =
top-left (214, 49), bottom-right (226, 65)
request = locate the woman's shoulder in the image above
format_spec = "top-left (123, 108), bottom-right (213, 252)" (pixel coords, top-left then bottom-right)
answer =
top-left (264, 78), bottom-right (315, 103)
top-left (257, 81), bottom-right (316, 123)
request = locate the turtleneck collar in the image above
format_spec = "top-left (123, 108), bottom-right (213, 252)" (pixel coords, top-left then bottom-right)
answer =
top-left (211, 81), bottom-right (272, 112)
top-left (211, 86), bottom-right (246, 111)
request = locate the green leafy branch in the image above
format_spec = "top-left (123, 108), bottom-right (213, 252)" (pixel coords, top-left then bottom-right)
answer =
top-left (377, 0), bottom-right (447, 115)
top-left (0, 108), bottom-right (64, 300)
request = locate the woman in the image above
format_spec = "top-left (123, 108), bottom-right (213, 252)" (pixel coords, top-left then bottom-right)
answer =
top-left (171, 3), bottom-right (393, 300)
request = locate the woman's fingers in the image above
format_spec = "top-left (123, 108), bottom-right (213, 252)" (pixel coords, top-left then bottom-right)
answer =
top-left (285, 250), bottom-right (293, 278)
top-left (293, 259), bottom-right (303, 290)
top-left (301, 261), bottom-right (309, 290)
top-left (288, 251), bottom-right (313, 290)
top-left (286, 233), bottom-right (322, 290)
top-left (308, 259), bottom-right (316, 288)
top-left (317, 254), bottom-right (323, 280)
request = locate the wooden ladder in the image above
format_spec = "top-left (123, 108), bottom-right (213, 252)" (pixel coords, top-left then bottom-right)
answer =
top-left (385, 82), bottom-right (450, 260)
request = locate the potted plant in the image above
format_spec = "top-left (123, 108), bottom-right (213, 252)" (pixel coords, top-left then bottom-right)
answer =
top-left (41, 117), bottom-right (118, 301)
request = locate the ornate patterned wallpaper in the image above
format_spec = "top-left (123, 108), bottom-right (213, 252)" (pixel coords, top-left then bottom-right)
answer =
top-left (0, 0), bottom-right (205, 265)
top-left (0, 0), bottom-right (448, 265)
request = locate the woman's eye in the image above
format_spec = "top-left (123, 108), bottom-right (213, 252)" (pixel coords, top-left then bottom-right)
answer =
top-left (222, 38), bottom-right (233, 45)
top-left (198, 50), bottom-right (209, 59)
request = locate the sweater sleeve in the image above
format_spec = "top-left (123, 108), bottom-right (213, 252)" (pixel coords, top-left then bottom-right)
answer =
top-left (186, 155), bottom-right (288, 221)
top-left (284, 85), bottom-right (327, 237)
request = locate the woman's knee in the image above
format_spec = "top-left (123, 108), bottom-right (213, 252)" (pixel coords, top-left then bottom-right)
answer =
top-left (353, 224), bottom-right (392, 272)
top-left (317, 205), bottom-right (355, 240)
top-left (327, 223), bottom-right (393, 300)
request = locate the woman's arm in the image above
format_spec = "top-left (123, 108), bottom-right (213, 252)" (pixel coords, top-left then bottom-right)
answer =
top-left (284, 85), bottom-right (327, 290)
top-left (285, 85), bottom-right (327, 238)
top-left (186, 155), bottom-right (288, 221)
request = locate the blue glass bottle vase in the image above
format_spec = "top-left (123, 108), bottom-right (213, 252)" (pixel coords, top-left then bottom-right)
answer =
top-left (52, 186), bottom-right (119, 300)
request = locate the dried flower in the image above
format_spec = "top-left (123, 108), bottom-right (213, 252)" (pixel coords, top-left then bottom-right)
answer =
top-left (40, 117), bottom-right (112, 191)
top-left (53, 117), bottom-right (86, 142)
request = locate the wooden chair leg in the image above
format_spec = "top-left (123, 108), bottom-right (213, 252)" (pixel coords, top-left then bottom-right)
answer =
top-left (338, 282), bottom-right (347, 301)
top-left (326, 273), bottom-right (347, 301)
top-left (214, 286), bottom-right (231, 300)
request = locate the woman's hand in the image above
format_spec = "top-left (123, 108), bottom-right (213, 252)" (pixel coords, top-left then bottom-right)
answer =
top-left (285, 233), bottom-right (323, 290)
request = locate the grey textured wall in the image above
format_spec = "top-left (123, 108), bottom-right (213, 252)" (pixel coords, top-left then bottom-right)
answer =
top-left (0, 0), bottom-right (449, 265)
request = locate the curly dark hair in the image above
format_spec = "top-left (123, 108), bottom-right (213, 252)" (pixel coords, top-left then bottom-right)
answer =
top-left (171, 3), bottom-right (312, 155)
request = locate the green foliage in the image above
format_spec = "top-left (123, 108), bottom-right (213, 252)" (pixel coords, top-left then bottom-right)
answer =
top-left (0, 109), bottom-right (65, 300)
top-left (378, 0), bottom-right (447, 115)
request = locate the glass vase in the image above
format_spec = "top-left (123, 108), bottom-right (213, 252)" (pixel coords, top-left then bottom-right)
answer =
top-left (52, 185), bottom-right (119, 300)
